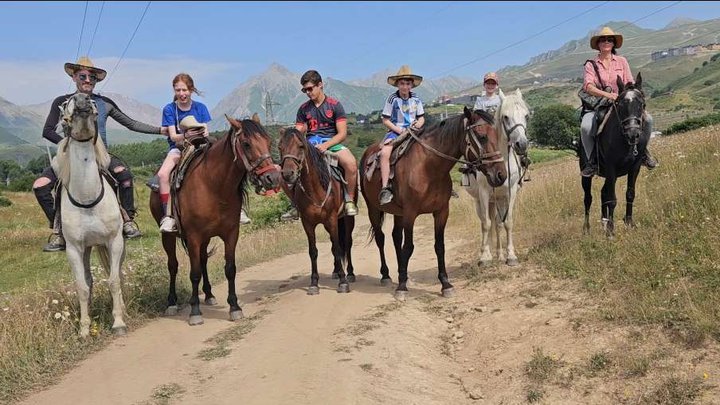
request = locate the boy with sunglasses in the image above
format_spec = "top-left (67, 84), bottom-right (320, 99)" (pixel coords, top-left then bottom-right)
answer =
top-left (32, 56), bottom-right (167, 252)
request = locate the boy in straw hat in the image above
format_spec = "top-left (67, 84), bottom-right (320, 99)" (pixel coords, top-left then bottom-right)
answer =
top-left (580, 26), bottom-right (658, 177)
top-left (378, 65), bottom-right (425, 205)
top-left (32, 56), bottom-right (167, 252)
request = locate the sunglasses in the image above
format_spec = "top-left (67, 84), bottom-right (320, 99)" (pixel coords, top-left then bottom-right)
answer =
top-left (301, 84), bottom-right (316, 94)
top-left (598, 36), bottom-right (615, 43)
top-left (78, 73), bottom-right (99, 83)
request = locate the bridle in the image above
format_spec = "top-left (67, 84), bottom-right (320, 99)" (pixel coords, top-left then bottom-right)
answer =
top-left (279, 130), bottom-right (333, 209)
top-left (612, 88), bottom-right (645, 154)
top-left (230, 127), bottom-right (278, 194)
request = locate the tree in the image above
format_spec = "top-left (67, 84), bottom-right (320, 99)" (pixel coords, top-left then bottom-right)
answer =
top-left (528, 104), bottom-right (579, 150)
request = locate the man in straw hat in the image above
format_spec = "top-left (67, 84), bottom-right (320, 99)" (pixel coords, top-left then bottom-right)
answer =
top-left (580, 26), bottom-right (658, 177)
top-left (32, 56), bottom-right (167, 252)
top-left (378, 65), bottom-right (425, 205)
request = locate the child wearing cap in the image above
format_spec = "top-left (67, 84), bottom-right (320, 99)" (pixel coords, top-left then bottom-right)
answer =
top-left (158, 73), bottom-right (211, 233)
top-left (378, 65), bottom-right (425, 205)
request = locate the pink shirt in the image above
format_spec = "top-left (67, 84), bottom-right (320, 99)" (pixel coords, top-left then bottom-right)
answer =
top-left (583, 54), bottom-right (633, 94)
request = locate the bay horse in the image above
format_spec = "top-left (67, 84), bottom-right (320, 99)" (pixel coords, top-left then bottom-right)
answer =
top-left (360, 106), bottom-right (507, 300)
top-left (464, 89), bottom-right (531, 266)
top-left (54, 93), bottom-right (127, 337)
top-left (278, 127), bottom-right (356, 295)
top-left (580, 73), bottom-right (649, 239)
top-left (149, 114), bottom-right (280, 325)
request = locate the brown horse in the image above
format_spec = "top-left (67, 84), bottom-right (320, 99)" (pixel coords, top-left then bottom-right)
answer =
top-left (360, 106), bottom-right (506, 300)
top-left (278, 127), bottom-right (356, 295)
top-left (149, 114), bottom-right (280, 325)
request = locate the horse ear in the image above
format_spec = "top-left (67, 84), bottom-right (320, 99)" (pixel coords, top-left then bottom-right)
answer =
top-left (515, 88), bottom-right (522, 97)
top-left (498, 88), bottom-right (505, 101)
top-left (251, 113), bottom-right (261, 124)
top-left (225, 114), bottom-right (242, 130)
top-left (635, 72), bottom-right (643, 90)
top-left (463, 105), bottom-right (472, 119)
top-left (616, 76), bottom-right (625, 94)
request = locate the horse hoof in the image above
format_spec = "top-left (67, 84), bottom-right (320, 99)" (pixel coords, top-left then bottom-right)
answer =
top-left (164, 306), bottom-right (179, 316)
top-left (307, 286), bottom-right (320, 295)
top-left (331, 272), bottom-right (340, 280)
top-left (205, 297), bottom-right (218, 306)
top-left (188, 315), bottom-right (204, 326)
top-left (337, 283), bottom-right (350, 293)
top-left (607, 235), bottom-right (616, 241)
top-left (347, 274), bottom-right (356, 283)
top-left (380, 278), bottom-right (393, 287)
top-left (112, 326), bottom-right (128, 336)
top-left (442, 288), bottom-right (455, 298)
top-left (229, 310), bottom-right (244, 321)
top-left (506, 258), bottom-right (519, 267)
top-left (394, 290), bottom-right (408, 302)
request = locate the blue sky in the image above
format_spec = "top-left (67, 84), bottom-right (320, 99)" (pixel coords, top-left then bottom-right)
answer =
top-left (2, 1), bottom-right (719, 108)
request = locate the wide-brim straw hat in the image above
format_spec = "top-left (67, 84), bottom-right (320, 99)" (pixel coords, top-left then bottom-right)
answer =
top-left (63, 56), bottom-right (107, 81)
top-left (179, 115), bottom-right (207, 131)
top-left (590, 26), bottom-right (623, 51)
top-left (483, 72), bottom-right (499, 85)
top-left (387, 65), bottom-right (423, 87)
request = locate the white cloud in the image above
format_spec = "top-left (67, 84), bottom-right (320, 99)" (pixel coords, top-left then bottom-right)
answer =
top-left (0, 57), bottom-right (242, 106)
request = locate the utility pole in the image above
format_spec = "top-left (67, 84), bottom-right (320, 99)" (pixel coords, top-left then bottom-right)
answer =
top-left (264, 91), bottom-right (281, 125)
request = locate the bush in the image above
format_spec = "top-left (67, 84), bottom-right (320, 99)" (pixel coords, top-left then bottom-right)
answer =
top-left (703, 61), bottom-right (709, 67)
top-left (356, 134), bottom-right (377, 148)
top-left (528, 104), bottom-right (580, 150)
top-left (0, 193), bottom-right (10, 207)
top-left (665, 112), bottom-right (720, 135)
top-left (715, 102), bottom-right (720, 111)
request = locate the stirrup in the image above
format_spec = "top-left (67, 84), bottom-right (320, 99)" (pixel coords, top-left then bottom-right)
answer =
top-left (344, 201), bottom-right (358, 216)
top-left (379, 187), bottom-right (394, 205)
top-left (159, 216), bottom-right (177, 233)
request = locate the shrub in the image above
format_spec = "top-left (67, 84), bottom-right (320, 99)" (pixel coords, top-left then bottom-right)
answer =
top-left (664, 112), bottom-right (720, 135)
top-left (704, 80), bottom-right (716, 86)
top-left (528, 104), bottom-right (579, 150)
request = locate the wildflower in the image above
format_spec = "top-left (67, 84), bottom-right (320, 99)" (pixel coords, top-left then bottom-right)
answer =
top-left (52, 299), bottom-right (59, 305)
top-left (704, 372), bottom-right (709, 379)
top-left (62, 311), bottom-right (70, 318)
top-left (54, 312), bottom-right (62, 319)
top-left (2, 308), bottom-right (8, 312)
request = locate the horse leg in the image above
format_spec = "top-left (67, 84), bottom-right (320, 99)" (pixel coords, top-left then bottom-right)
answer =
top-left (302, 219), bottom-right (321, 295)
top-left (163, 234), bottom-right (180, 316)
top-left (324, 217), bottom-right (349, 293)
top-left (395, 215), bottom-right (417, 301)
top-left (368, 207), bottom-right (391, 285)
top-left (104, 236), bottom-right (128, 335)
top-left (392, 215), bottom-right (403, 274)
top-left (223, 230), bottom-right (243, 321)
top-left (504, 191), bottom-right (519, 266)
top-left (68, 246), bottom-right (92, 337)
top-left (186, 237), bottom-right (205, 325)
top-left (476, 196), bottom-right (493, 265)
top-left (434, 207), bottom-right (455, 297)
top-left (601, 176), bottom-right (618, 240)
top-left (201, 242), bottom-right (216, 305)
top-left (344, 216), bottom-right (356, 283)
top-left (494, 205), bottom-right (506, 263)
top-left (624, 168), bottom-right (640, 228)
top-left (582, 176), bottom-right (593, 235)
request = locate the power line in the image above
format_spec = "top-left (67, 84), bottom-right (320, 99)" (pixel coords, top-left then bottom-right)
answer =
top-left (431, 1), bottom-right (611, 79)
top-left (99, 1), bottom-right (152, 91)
top-left (74, 1), bottom-right (89, 61)
top-left (615, 1), bottom-right (683, 31)
top-left (86, 1), bottom-right (106, 57)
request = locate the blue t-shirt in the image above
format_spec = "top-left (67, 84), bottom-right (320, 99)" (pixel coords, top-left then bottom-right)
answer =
top-left (161, 101), bottom-right (212, 149)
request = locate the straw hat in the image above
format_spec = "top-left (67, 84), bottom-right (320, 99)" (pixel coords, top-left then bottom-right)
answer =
top-left (387, 65), bottom-right (423, 87)
top-left (63, 56), bottom-right (107, 81)
top-left (179, 115), bottom-right (207, 131)
top-left (590, 26), bottom-right (623, 51)
top-left (483, 72), bottom-right (499, 85)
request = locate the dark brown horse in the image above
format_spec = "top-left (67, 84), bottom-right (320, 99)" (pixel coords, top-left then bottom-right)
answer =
top-left (150, 114), bottom-right (280, 325)
top-left (278, 127), bottom-right (356, 295)
top-left (360, 106), bottom-right (506, 300)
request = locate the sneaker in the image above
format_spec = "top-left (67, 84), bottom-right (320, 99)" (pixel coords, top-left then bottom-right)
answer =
top-left (280, 207), bottom-right (299, 221)
top-left (344, 201), bottom-right (359, 216)
top-left (581, 164), bottom-right (597, 178)
top-left (641, 153), bottom-right (658, 170)
top-left (159, 216), bottom-right (177, 233)
top-left (43, 233), bottom-right (65, 252)
top-left (240, 209), bottom-right (252, 225)
top-left (379, 187), bottom-right (394, 205)
top-left (123, 221), bottom-right (142, 239)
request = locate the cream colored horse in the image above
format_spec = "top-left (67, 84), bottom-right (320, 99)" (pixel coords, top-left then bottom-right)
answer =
top-left (464, 89), bottom-right (530, 266)
top-left (54, 93), bottom-right (127, 337)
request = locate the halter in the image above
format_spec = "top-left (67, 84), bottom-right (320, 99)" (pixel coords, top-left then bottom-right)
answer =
top-left (230, 128), bottom-right (278, 195)
top-left (280, 131), bottom-right (333, 209)
top-left (611, 89), bottom-right (645, 155)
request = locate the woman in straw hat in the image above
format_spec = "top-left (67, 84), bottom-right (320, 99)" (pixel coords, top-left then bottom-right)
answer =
top-left (580, 26), bottom-right (658, 177)
top-left (378, 65), bottom-right (426, 205)
top-left (157, 73), bottom-right (211, 233)
top-left (32, 56), bottom-right (167, 252)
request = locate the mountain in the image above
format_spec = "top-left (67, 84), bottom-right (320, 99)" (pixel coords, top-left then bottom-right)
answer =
top-left (665, 17), bottom-right (700, 29)
top-left (210, 63), bottom-right (479, 130)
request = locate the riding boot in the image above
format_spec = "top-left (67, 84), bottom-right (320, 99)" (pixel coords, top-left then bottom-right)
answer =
top-left (33, 183), bottom-right (56, 228)
top-left (641, 149), bottom-right (658, 170)
top-left (581, 151), bottom-right (598, 178)
top-left (118, 184), bottom-right (142, 239)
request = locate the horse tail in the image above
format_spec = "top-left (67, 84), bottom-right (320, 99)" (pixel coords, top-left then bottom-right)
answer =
top-left (96, 245), bottom-right (115, 277)
top-left (179, 237), bottom-right (217, 258)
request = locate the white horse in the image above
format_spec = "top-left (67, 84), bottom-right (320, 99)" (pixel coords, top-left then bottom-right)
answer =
top-left (464, 89), bottom-right (530, 266)
top-left (54, 93), bottom-right (127, 337)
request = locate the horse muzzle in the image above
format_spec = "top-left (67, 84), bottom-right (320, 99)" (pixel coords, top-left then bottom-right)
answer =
top-left (253, 164), bottom-right (281, 196)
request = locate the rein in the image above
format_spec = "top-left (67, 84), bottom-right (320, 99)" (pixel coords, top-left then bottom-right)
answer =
top-left (406, 123), bottom-right (503, 170)
top-left (281, 135), bottom-right (334, 209)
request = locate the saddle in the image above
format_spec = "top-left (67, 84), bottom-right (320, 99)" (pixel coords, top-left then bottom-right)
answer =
top-left (364, 129), bottom-right (416, 182)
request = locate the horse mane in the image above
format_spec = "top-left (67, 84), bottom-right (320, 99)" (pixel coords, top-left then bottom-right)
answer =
top-left (55, 137), bottom-right (110, 186)
top-left (417, 114), bottom-right (467, 150)
top-left (495, 92), bottom-right (530, 144)
top-left (281, 128), bottom-right (331, 190)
